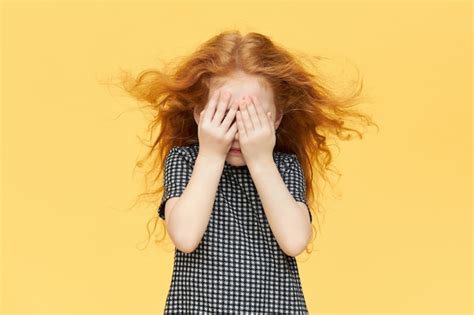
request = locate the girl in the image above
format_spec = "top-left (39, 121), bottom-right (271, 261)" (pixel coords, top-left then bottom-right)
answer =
top-left (120, 30), bottom-right (377, 314)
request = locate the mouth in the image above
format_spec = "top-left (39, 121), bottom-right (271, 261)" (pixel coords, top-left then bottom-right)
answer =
top-left (229, 148), bottom-right (241, 154)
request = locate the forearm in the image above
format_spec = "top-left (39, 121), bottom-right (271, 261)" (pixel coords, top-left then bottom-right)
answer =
top-left (167, 153), bottom-right (224, 252)
top-left (247, 157), bottom-right (312, 257)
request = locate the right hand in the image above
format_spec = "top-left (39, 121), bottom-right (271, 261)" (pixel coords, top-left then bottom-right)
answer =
top-left (197, 89), bottom-right (240, 161)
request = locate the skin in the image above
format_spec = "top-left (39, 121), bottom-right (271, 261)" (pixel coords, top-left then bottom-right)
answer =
top-left (164, 70), bottom-right (312, 257)
top-left (193, 70), bottom-right (282, 167)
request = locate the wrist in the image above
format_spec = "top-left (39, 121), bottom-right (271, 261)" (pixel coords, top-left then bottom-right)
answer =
top-left (196, 152), bottom-right (226, 167)
top-left (245, 154), bottom-right (275, 172)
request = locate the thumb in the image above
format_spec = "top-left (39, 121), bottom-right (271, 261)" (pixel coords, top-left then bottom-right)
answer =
top-left (267, 112), bottom-right (274, 128)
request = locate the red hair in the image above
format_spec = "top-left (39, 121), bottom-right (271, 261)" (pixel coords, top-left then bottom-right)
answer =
top-left (111, 30), bottom-right (378, 255)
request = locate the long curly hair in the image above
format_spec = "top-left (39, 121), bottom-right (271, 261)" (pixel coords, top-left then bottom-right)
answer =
top-left (109, 30), bottom-right (378, 255)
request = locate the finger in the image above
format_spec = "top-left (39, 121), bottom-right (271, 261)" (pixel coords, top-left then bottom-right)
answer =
top-left (225, 120), bottom-right (238, 139)
top-left (267, 112), bottom-right (275, 130)
top-left (246, 96), bottom-right (262, 129)
top-left (203, 89), bottom-right (221, 123)
top-left (251, 96), bottom-right (270, 128)
top-left (236, 110), bottom-right (247, 139)
top-left (239, 100), bottom-right (254, 132)
top-left (221, 99), bottom-right (239, 130)
top-left (199, 110), bottom-right (204, 124)
top-left (212, 91), bottom-right (232, 125)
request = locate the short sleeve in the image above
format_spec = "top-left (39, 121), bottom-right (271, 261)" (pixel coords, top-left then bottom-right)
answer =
top-left (281, 155), bottom-right (313, 223)
top-left (157, 147), bottom-right (193, 220)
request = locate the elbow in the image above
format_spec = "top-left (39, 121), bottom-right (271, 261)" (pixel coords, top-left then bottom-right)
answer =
top-left (282, 228), bottom-right (312, 257)
top-left (177, 244), bottom-right (197, 254)
top-left (166, 220), bottom-right (200, 254)
top-left (282, 244), bottom-right (306, 257)
top-left (172, 233), bottom-right (200, 254)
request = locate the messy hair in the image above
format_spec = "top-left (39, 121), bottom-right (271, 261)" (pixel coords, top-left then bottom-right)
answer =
top-left (109, 30), bottom-right (378, 256)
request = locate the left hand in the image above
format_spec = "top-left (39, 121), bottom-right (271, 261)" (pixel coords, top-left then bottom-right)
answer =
top-left (236, 95), bottom-right (276, 164)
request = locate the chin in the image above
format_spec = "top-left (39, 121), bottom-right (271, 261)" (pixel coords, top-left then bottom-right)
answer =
top-left (225, 153), bottom-right (246, 166)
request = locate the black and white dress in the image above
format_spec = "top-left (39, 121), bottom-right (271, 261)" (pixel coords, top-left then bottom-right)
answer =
top-left (158, 143), bottom-right (312, 314)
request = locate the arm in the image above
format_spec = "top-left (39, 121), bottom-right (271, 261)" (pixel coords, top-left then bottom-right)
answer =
top-left (164, 152), bottom-right (224, 254)
top-left (247, 157), bottom-right (312, 257)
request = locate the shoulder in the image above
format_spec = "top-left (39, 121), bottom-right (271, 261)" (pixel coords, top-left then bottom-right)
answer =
top-left (166, 143), bottom-right (199, 167)
top-left (273, 151), bottom-right (299, 173)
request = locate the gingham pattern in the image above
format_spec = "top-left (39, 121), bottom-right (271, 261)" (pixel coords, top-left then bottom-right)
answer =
top-left (158, 143), bottom-right (311, 314)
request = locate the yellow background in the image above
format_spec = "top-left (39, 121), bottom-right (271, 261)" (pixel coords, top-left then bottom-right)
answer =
top-left (1, 0), bottom-right (471, 314)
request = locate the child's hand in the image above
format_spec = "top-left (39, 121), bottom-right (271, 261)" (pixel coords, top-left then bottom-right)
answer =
top-left (236, 95), bottom-right (276, 164)
top-left (197, 89), bottom-right (240, 161)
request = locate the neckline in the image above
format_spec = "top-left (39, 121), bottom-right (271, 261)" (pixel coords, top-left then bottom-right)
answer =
top-left (190, 143), bottom-right (280, 171)
top-left (224, 160), bottom-right (249, 171)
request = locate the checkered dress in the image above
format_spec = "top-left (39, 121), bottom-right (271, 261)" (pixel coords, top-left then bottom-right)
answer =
top-left (158, 143), bottom-right (312, 314)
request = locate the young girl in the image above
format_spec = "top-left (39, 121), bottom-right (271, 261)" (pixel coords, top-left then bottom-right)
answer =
top-left (120, 30), bottom-right (377, 314)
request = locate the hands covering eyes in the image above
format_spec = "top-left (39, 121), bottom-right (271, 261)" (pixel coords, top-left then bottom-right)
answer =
top-left (197, 89), bottom-right (276, 163)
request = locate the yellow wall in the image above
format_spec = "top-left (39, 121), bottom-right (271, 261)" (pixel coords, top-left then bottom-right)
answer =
top-left (1, 0), bottom-right (471, 314)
